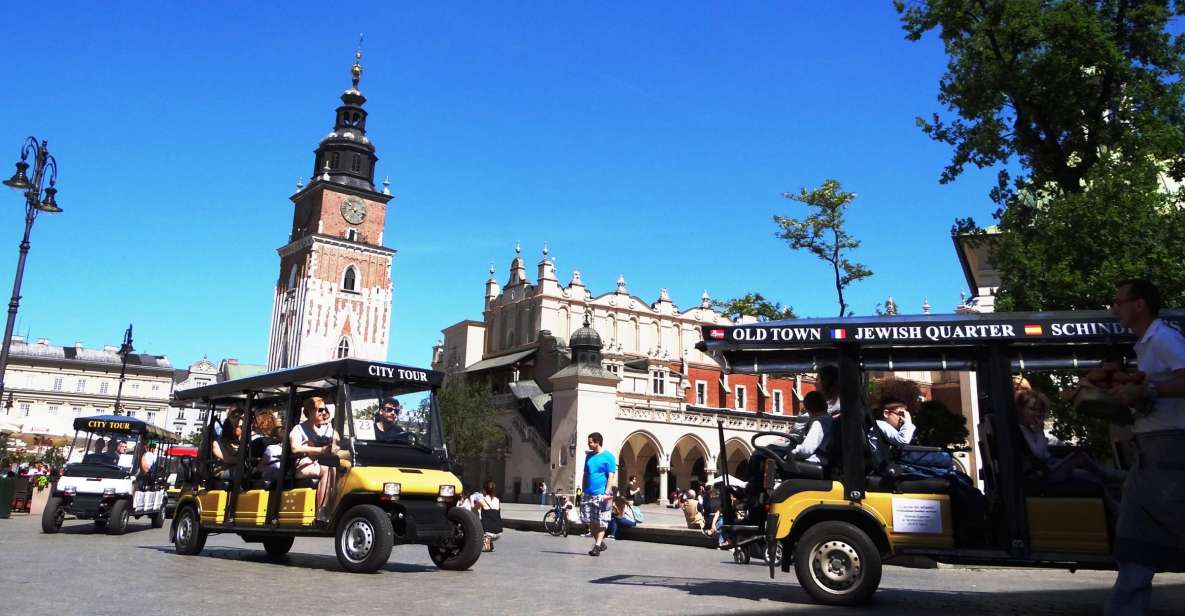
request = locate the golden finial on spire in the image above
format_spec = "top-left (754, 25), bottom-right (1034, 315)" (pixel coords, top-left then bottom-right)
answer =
top-left (351, 33), bottom-right (364, 89)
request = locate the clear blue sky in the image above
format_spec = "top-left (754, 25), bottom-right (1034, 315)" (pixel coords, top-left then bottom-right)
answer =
top-left (0, 2), bottom-right (1001, 370)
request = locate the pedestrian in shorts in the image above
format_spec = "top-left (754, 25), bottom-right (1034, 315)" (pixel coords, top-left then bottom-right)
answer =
top-left (582, 432), bottom-right (616, 556)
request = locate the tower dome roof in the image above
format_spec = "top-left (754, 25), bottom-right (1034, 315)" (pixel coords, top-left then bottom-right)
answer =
top-left (569, 321), bottom-right (602, 350)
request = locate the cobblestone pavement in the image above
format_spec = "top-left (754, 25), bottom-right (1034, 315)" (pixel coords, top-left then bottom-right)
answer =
top-left (2, 515), bottom-right (1183, 615)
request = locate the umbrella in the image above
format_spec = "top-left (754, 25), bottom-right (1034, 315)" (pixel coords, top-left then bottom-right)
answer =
top-left (709, 474), bottom-right (747, 489)
top-left (15, 422), bottom-right (73, 448)
top-left (0, 419), bottom-right (21, 434)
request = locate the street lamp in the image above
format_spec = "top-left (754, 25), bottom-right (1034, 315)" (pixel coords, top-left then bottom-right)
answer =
top-left (112, 324), bottom-right (133, 416)
top-left (0, 137), bottom-right (62, 402)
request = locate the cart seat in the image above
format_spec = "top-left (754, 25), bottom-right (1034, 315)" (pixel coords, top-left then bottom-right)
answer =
top-left (865, 475), bottom-right (950, 494)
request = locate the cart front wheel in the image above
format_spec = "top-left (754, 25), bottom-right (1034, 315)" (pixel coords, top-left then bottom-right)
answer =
top-left (174, 506), bottom-right (207, 555)
top-left (335, 505), bottom-right (394, 573)
top-left (793, 521), bottom-right (882, 606)
top-left (41, 497), bottom-right (64, 533)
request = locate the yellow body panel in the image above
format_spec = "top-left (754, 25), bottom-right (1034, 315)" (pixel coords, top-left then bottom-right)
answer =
top-left (234, 489), bottom-right (270, 525)
top-left (279, 488), bottom-right (317, 526)
top-left (334, 466), bottom-right (461, 503)
top-left (1025, 497), bottom-right (1109, 553)
top-left (198, 491), bottom-right (227, 524)
top-left (770, 481), bottom-right (953, 550)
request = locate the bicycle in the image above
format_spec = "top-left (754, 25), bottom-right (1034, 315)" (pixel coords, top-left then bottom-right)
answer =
top-left (543, 494), bottom-right (574, 537)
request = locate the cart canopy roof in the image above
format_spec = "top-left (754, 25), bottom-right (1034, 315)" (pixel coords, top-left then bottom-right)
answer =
top-left (699, 310), bottom-right (1185, 374)
top-left (173, 358), bottom-right (444, 402)
top-left (72, 414), bottom-right (178, 442)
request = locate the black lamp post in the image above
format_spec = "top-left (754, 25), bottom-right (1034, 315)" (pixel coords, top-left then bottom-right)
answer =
top-left (0, 137), bottom-right (62, 402)
top-left (113, 324), bottom-right (133, 416)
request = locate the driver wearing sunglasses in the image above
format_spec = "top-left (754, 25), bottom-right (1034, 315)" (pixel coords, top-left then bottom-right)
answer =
top-left (876, 397), bottom-right (916, 445)
top-left (373, 397), bottom-right (408, 443)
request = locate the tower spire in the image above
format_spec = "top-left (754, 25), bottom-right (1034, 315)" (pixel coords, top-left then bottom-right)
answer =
top-left (352, 34), bottom-right (364, 90)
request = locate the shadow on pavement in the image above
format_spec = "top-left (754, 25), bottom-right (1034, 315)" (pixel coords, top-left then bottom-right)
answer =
top-left (54, 521), bottom-right (158, 536)
top-left (590, 574), bottom-right (1185, 615)
top-left (138, 545), bottom-right (438, 574)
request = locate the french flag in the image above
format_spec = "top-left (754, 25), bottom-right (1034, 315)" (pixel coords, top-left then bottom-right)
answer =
top-left (831, 328), bottom-right (847, 340)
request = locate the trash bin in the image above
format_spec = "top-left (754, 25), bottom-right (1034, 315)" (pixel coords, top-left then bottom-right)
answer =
top-left (0, 474), bottom-right (14, 518)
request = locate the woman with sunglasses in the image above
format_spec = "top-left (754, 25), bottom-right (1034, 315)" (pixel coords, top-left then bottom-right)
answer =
top-left (289, 396), bottom-right (340, 517)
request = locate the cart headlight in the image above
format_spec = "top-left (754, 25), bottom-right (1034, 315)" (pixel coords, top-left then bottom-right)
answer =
top-left (383, 482), bottom-right (401, 497)
top-left (438, 484), bottom-right (455, 498)
top-left (103, 488), bottom-right (116, 497)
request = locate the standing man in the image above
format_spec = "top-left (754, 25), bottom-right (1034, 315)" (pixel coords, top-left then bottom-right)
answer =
top-left (582, 432), bottom-right (616, 557)
top-left (1107, 279), bottom-right (1185, 615)
top-left (876, 397), bottom-right (916, 446)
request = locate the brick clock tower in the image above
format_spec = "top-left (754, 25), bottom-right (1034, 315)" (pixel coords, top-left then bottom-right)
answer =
top-left (267, 50), bottom-right (395, 369)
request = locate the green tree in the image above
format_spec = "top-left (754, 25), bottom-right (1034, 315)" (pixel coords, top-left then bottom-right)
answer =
top-left (775, 180), bottom-right (873, 317)
top-left (895, 0), bottom-right (1185, 193)
top-left (713, 293), bottom-right (797, 322)
top-left (914, 400), bottom-right (971, 449)
top-left (184, 430), bottom-right (203, 447)
top-left (437, 376), bottom-right (503, 461)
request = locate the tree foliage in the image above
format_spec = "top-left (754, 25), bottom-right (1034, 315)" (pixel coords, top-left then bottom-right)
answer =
top-left (914, 400), bottom-right (971, 448)
top-left (896, 0), bottom-right (1185, 193)
top-left (775, 180), bottom-right (873, 317)
top-left (437, 376), bottom-right (503, 461)
top-left (713, 292), bottom-right (797, 322)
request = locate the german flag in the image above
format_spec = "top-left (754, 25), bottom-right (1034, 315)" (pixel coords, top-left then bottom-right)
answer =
top-left (1024, 324), bottom-right (1043, 336)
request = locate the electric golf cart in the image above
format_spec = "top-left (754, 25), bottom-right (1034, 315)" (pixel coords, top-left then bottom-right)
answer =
top-left (701, 309), bottom-right (1184, 606)
top-left (169, 358), bottom-right (483, 573)
top-left (43, 415), bottom-right (179, 534)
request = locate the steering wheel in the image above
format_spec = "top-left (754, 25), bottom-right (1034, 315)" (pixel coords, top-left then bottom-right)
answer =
top-left (750, 430), bottom-right (803, 448)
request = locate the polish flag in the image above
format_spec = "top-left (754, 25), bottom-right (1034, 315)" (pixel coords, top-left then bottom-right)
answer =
top-left (831, 328), bottom-right (847, 340)
top-left (708, 329), bottom-right (725, 340)
top-left (1024, 324), bottom-right (1043, 336)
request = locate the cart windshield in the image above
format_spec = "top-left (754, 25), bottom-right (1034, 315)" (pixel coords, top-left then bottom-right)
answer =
top-left (348, 386), bottom-right (438, 450)
top-left (66, 430), bottom-right (143, 474)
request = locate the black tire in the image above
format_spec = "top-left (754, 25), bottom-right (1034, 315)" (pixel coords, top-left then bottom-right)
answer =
top-left (107, 500), bottom-right (131, 535)
top-left (733, 547), bottom-right (749, 564)
top-left (334, 504), bottom-right (394, 573)
top-left (41, 497), bottom-right (64, 534)
top-left (543, 510), bottom-right (563, 537)
top-left (428, 507), bottom-right (483, 571)
top-left (263, 536), bottom-right (295, 557)
top-left (793, 521), bottom-right (882, 606)
top-left (150, 509), bottom-right (165, 529)
top-left (173, 506), bottom-right (207, 555)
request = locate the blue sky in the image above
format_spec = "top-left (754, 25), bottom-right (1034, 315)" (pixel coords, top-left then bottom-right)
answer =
top-left (0, 2), bottom-right (1002, 370)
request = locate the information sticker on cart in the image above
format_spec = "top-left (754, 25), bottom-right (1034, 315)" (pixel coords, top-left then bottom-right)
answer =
top-left (891, 497), bottom-right (943, 534)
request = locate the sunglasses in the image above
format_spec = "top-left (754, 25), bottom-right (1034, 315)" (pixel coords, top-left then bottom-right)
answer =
top-left (315, 408), bottom-right (330, 415)
top-left (380, 406), bottom-right (396, 412)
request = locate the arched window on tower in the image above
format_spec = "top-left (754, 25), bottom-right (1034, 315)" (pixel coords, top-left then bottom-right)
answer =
top-left (342, 266), bottom-right (358, 292)
top-left (330, 152), bottom-right (340, 169)
top-left (287, 265), bottom-right (299, 291)
top-left (336, 337), bottom-right (351, 358)
top-left (351, 154), bottom-right (361, 173)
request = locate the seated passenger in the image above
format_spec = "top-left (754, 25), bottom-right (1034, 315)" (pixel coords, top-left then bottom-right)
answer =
top-left (817, 365), bottom-right (841, 419)
top-left (212, 417), bottom-right (243, 480)
top-left (792, 391), bottom-right (834, 464)
top-left (212, 406), bottom-right (244, 441)
top-left (1015, 389), bottom-right (1119, 506)
top-left (139, 442), bottom-right (157, 475)
top-left (373, 398), bottom-right (408, 443)
top-left (250, 411), bottom-right (282, 482)
top-left (83, 438), bottom-right (108, 464)
top-left (290, 397), bottom-right (340, 518)
top-left (876, 397), bottom-right (916, 446)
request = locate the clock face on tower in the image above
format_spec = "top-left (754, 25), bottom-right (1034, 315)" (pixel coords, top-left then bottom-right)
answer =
top-left (341, 196), bottom-right (367, 225)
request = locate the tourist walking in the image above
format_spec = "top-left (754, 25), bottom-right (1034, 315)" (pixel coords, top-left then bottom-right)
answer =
top-left (582, 432), bottom-right (616, 557)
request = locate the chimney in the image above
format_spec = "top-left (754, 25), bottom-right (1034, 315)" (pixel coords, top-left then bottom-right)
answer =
top-left (74, 341), bottom-right (84, 349)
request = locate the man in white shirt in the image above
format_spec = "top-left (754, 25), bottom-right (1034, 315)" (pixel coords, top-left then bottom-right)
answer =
top-left (793, 391), bottom-right (833, 463)
top-left (1106, 279), bottom-right (1185, 615)
top-left (876, 398), bottom-right (915, 446)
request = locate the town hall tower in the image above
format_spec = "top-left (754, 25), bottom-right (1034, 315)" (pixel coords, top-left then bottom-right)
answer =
top-left (266, 49), bottom-right (395, 369)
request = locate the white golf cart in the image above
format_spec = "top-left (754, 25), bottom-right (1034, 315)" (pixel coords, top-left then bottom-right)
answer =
top-left (42, 415), bottom-right (178, 535)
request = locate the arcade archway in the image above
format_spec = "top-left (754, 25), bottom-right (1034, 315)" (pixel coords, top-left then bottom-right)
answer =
top-left (618, 430), bottom-right (663, 504)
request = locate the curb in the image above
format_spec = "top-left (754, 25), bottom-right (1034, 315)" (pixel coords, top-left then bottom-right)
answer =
top-left (502, 517), bottom-right (717, 548)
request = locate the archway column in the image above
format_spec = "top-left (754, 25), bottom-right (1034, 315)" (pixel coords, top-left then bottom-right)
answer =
top-left (657, 466), bottom-right (670, 506)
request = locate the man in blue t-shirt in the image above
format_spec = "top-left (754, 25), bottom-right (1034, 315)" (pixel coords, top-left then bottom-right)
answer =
top-left (582, 432), bottom-right (616, 556)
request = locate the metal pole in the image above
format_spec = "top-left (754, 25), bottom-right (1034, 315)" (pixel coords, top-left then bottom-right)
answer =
top-left (0, 207), bottom-right (37, 403)
top-left (112, 325), bottom-right (133, 415)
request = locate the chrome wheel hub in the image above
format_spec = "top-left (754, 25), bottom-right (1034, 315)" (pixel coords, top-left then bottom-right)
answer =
top-left (809, 540), bottom-right (862, 593)
top-left (341, 518), bottom-right (375, 563)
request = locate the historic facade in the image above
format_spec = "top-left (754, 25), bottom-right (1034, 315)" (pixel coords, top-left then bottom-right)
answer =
top-left (266, 50), bottom-right (395, 369)
top-left (165, 356), bottom-right (220, 439)
top-left (434, 246), bottom-right (810, 504)
top-left (1, 337), bottom-right (175, 438)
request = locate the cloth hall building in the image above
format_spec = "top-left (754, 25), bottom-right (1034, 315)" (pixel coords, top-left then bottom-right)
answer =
top-left (434, 247), bottom-right (811, 505)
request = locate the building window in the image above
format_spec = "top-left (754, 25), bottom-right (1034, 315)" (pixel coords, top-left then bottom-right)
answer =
top-left (72, 407), bottom-right (82, 416)
top-left (351, 153), bottom-right (361, 173)
top-left (75, 378), bottom-right (86, 392)
top-left (174, 430), bottom-right (182, 439)
top-left (100, 382), bottom-right (109, 394)
top-left (147, 411), bottom-right (156, 424)
top-left (19, 402), bottom-right (30, 416)
top-left (336, 337), bottom-right (351, 358)
top-left (346, 228), bottom-right (358, 241)
top-left (736, 385), bottom-right (747, 410)
top-left (127, 410), bottom-right (136, 418)
top-left (48, 404), bottom-right (58, 416)
top-left (695, 381), bottom-right (708, 406)
top-left (772, 390), bottom-right (784, 414)
top-left (605, 363), bottom-right (619, 376)
top-left (342, 266), bottom-right (357, 291)
top-left (651, 371), bottom-right (665, 396)
top-left (52, 377), bottom-right (63, 391)
top-left (131, 383), bottom-right (140, 393)
top-left (151, 384), bottom-right (160, 392)
top-left (330, 151), bottom-right (340, 169)
top-left (176, 409), bottom-right (186, 420)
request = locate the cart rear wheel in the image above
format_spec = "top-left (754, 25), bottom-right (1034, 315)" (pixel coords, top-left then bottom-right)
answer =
top-left (41, 497), bottom-right (64, 533)
top-left (174, 506), bottom-right (207, 555)
top-left (334, 504), bottom-right (394, 573)
top-left (150, 509), bottom-right (165, 529)
top-left (263, 536), bottom-right (295, 557)
top-left (793, 521), bottom-right (881, 606)
top-left (428, 507), bottom-right (483, 570)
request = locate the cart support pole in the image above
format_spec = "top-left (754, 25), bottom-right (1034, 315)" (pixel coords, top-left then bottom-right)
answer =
top-left (838, 342), bottom-right (865, 501)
